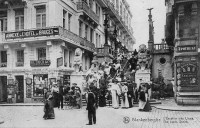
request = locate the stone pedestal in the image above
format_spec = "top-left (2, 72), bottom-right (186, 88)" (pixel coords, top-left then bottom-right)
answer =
top-left (135, 69), bottom-right (151, 98)
top-left (135, 69), bottom-right (151, 87)
top-left (70, 72), bottom-right (86, 92)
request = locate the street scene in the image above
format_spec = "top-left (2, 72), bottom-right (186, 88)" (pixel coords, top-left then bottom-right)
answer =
top-left (0, 103), bottom-right (200, 128)
top-left (1, 0), bottom-right (200, 128)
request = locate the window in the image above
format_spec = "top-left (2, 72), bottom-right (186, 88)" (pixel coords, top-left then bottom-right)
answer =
top-left (79, 20), bottom-right (83, 37)
top-left (178, 5), bottom-right (184, 16)
top-left (96, 33), bottom-right (98, 47)
top-left (33, 74), bottom-right (48, 97)
top-left (116, 0), bottom-right (119, 11)
top-left (89, 0), bottom-right (93, 8)
top-left (96, 4), bottom-right (100, 16)
top-left (17, 50), bottom-right (24, 62)
top-left (63, 10), bottom-right (67, 28)
top-left (1, 51), bottom-right (7, 63)
top-left (68, 13), bottom-right (72, 31)
top-left (37, 48), bottom-right (46, 60)
top-left (64, 49), bottom-right (68, 67)
top-left (0, 11), bottom-right (7, 31)
top-left (69, 51), bottom-right (72, 67)
top-left (99, 34), bottom-right (101, 47)
top-left (192, 3), bottom-right (197, 15)
top-left (36, 5), bottom-right (46, 28)
top-left (15, 9), bottom-right (24, 30)
top-left (120, 3), bottom-right (122, 16)
top-left (90, 28), bottom-right (93, 42)
top-left (85, 25), bottom-right (88, 40)
top-left (160, 57), bottom-right (166, 65)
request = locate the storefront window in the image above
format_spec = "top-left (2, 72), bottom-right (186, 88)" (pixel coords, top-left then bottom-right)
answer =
top-left (33, 74), bottom-right (48, 97)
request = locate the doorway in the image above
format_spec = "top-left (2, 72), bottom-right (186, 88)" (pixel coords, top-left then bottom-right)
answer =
top-left (0, 76), bottom-right (7, 102)
top-left (15, 76), bottom-right (24, 103)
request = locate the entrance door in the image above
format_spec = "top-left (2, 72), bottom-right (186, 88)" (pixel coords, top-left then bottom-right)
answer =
top-left (15, 76), bottom-right (24, 103)
top-left (0, 76), bottom-right (7, 102)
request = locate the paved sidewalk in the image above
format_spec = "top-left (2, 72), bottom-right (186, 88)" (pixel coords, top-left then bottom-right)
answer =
top-left (153, 98), bottom-right (200, 111)
top-left (1, 97), bottom-right (200, 111)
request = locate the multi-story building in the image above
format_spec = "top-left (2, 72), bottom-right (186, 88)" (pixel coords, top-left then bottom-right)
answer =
top-left (165, 0), bottom-right (200, 105)
top-left (0, 0), bottom-right (135, 103)
top-left (96, 0), bottom-right (135, 63)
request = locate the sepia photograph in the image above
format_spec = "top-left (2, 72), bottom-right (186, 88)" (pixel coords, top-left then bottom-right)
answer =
top-left (0, 0), bottom-right (200, 128)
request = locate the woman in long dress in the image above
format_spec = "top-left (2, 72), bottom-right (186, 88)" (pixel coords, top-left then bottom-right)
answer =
top-left (75, 87), bottom-right (82, 109)
top-left (51, 82), bottom-right (59, 108)
top-left (143, 84), bottom-right (152, 111)
top-left (43, 87), bottom-right (55, 119)
top-left (109, 79), bottom-right (120, 109)
top-left (121, 83), bottom-right (129, 108)
top-left (138, 84), bottom-right (146, 111)
top-left (138, 84), bottom-right (152, 111)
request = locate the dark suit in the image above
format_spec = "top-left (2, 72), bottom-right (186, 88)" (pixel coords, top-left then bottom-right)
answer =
top-left (58, 86), bottom-right (64, 109)
top-left (86, 92), bottom-right (96, 125)
top-left (127, 83), bottom-right (134, 108)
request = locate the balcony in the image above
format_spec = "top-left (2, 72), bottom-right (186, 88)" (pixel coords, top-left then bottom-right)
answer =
top-left (104, 0), bottom-right (134, 43)
top-left (0, 62), bottom-right (7, 67)
top-left (77, 2), bottom-right (99, 25)
top-left (1, 26), bottom-right (95, 52)
top-left (16, 62), bottom-right (24, 67)
top-left (153, 44), bottom-right (173, 54)
top-left (96, 47), bottom-right (114, 58)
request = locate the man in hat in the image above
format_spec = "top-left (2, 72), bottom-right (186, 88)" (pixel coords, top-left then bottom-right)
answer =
top-left (58, 80), bottom-right (65, 110)
top-left (127, 80), bottom-right (134, 108)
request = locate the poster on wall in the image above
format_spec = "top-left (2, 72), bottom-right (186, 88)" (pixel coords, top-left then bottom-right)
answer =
top-left (63, 75), bottom-right (70, 86)
top-left (49, 78), bottom-right (56, 89)
top-left (33, 74), bottom-right (48, 97)
top-left (7, 79), bottom-right (16, 98)
top-left (26, 78), bottom-right (32, 98)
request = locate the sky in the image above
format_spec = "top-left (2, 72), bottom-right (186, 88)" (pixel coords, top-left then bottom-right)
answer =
top-left (127, 0), bottom-right (166, 50)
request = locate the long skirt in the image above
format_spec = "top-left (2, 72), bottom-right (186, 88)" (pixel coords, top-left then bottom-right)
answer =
top-left (121, 93), bottom-right (129, 108)
top-left (53, 92), bottom-right (59, 108)
top-left (43, 100), bottom-right (55, 119)
top-left (99, 95), bottom-right (106, 107)
top-left (111, 90), bottom-right (119, 108)
top-left (143, 100), bottom-right (152, 111)
top-left (138, 100), bottom-right (146, 110)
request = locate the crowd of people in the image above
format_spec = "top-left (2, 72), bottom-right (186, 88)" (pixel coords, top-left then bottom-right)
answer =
top-left (42, 52), bottom-right (152, 125)
top-left (43, 82), bottom-right (82, 120)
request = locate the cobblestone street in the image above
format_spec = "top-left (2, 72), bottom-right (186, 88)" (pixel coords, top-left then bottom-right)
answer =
top-left (0, 106), bottom-right (200, 128)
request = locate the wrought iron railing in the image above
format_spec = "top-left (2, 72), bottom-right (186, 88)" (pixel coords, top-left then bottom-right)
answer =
top-left (77, 2), bottom-right (99, 24)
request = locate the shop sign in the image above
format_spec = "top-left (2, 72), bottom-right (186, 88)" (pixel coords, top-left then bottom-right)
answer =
top-left (30, 60), bottom-right (51, 67)
top-left (177, 45), bottom-right (196, 52)
top-left (177, 63), bottom-right (198, 86)
top-left (5, 27), bottom-right (59, 39)
top-left (57, 57), bottom-right (63, 67)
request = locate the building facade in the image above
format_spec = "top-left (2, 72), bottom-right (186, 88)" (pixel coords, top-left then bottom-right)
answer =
top-left (0, 0), bottom-right (135, 103)
top-left (165, 0), bottom-right (200, 105)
